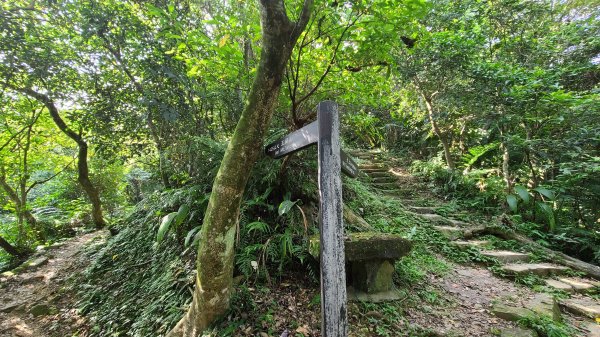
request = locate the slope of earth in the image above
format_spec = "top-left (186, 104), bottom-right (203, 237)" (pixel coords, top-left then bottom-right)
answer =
top-left (0, 231), bottom-right (108, 337)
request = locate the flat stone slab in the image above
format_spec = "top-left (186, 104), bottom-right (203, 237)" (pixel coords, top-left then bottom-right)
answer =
top-left (500, 327), bottom-right (538, 337)
top-left (493, 294), bottom-right (561, 322)
top-left (367, 172), bottom-right (391, 178)
top-left (448, 219), bottom-right (470, 227)
top-left (347, 287), bottom-right (402, 303)
top-left (558, 278), bottom-right (598, 293)
top-left (559, 298), bottom-right (600, 319)
top-left (545, 279), bottom-right (574, 293)
top-left (409, 206), bottom-right (437, 215)
top-left (359, 164), bottom-right (385, 170)
top-left (27, 256), bottom-right (49, 268)
top-left (501, 263), bottom-right (569, 276)
top-left (373, 182), bottom-right (398, 189)
top-left (481, 250), bottom-right (530, 263)
top-left (492, 303), bottom-right (535, 321)
top-left (451, 240), bottom-right (490, 250)
top-left (526, 293), bottom-right (561, 321)
top-left (419, 213), bottom-right (448, 222)
top-left (371, 176), bottom-right (397, 183)
top-left (433, 226), bottom-right (463, 240)
top-left (309, 232), bottom-right (412, 262)
top-left (584, 321), bottom-right (600, 337)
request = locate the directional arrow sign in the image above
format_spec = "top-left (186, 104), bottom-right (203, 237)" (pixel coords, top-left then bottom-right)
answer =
top-left (265, 121), bottom-right (318, 159)
top-left (265, 121), bottom-right (359, 178)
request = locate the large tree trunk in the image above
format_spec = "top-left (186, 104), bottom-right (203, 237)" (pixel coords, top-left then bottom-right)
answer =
top-left (421, 92), bottom-right (455, 170)
top-left (0, 235), bottom-right (23, 257)
top-left (15, 88), bottom-right (106, 228)
top-left (167, 1), bottom-right (312, 336)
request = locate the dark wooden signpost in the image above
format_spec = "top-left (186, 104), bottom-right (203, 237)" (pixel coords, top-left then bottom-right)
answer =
top-left (265, 101), bottom-right (356, 337)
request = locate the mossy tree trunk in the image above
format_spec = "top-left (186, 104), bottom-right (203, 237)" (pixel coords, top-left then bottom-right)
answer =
top-left (167, 1), bottom-right (312, 336)
top-left (0, 235), bottom-right (23, 257)
top-left (419, 90), bottom-right (455, 170)
top-left (14, 87), bottom-right (106, 229)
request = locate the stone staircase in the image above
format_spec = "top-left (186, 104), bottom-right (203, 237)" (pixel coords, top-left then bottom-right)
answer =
top-left (350, 149), bottom-right (600, 337)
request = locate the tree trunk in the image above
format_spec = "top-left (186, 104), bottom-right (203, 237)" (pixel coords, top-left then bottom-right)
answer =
top-left (0, 172), bottom-right (37, 227)
top-left (500, 139), bottom-right (512, 192)
top-left (15, 87), bottom-right (106, 228)
top-left (421, 92), bottom-right (455, 170)
top-left (0, 235), bottom-right (22, 257)
top-left (167, 1), bottom-right (312, 336)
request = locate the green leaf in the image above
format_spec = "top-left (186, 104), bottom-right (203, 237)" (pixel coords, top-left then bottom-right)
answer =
top-left (506, 195), bottom-right (518, 212)
top-left (533, 187), bottom-right (555, 201)
top-left (537, 202), bottom-right (556, 232)
top-left (157, 212), bottom-right (177, 243)
top-left (278, 200), bottom-right (298, 216)
top-left (184, 227), bottom-right (200, 247)
top-left (514, 185), bottom-right (530, 204)
top-left (175, 204), bottom-right (190, 227)
top-left (246, 221), bottom-right (269, 234)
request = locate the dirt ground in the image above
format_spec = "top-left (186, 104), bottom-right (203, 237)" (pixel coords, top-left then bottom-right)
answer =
top-left (0, 231), bottom-right (107, 337)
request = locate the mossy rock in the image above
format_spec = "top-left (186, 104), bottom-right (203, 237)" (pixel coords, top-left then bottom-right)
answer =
top-left (309, 232), bottom-right (412, 262)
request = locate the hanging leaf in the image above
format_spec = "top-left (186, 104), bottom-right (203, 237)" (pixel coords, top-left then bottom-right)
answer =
top-left (175, 204), bottom-right (190, 227)
top-left (537, 202), bottom-right (556, 232)
top-left (514, 185), bottom-right (530, 204)
top-left (533, 187), bottom-right (555, 201)
top-left (278, 200), bottom-right (298, 216)
top-left (185, 227), bottom-right (201, 247)
top-left (157, 212), bottom-right (177, 243)
top-left (506, 195), bottom-right (518, 212)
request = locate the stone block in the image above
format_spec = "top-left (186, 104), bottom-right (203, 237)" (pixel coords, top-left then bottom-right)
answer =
top-left (559, 298), bottom-right (600, 319)
top-left (500, 327), bottom-right (538, 337)
top-left (501, 263), bottom-right (568, 276)
top-left (481, 251), bottom-right (530, 263)
top-left (545, 279), bottom-right (574, 293)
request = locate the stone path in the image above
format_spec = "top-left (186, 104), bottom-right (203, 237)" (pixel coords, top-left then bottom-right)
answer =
top-left (0, 231), bottom-right (107, 337)
top-left (350, 149), bottom-right (600, 337)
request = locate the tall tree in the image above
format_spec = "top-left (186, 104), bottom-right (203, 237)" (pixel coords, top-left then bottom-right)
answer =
top-left (167, 0), bottom-right (312, 335)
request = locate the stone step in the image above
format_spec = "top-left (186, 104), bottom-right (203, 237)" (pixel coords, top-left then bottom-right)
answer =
top-left (559, 297), bottom-right (600, 319)
top-left (373, 183), bottom-right (398, 190)
top-left (433, 226), bottom-right (463, 240)
top-left (367, 171), bottom-right (391, 178)
top-left (557, 277), bottom-right (599, 293)
top-left (501, 263), bottom-right (569, 277)
top-left (480, 251), bottom-right (530, 263)
top-left (447, 219), bottom-right (470, 227)
top-left (492, 293), bottom-right (561, 322)
top-left (545, 279), bottom-right (575, 293)
top-left (499, 327), bottom-right (537, 337)
top-left (451, 240), bottom-right (491, 250)
top-left (418, 213), bottom-right (449, 223)
top-left (409, 206), bottom-right (437, 215)
top-left (371, 177), bottom-right (397, 184)
top-left (362, 167), bottom-right (389, 173)
top-left (359, 164), bottom-right (385, 170)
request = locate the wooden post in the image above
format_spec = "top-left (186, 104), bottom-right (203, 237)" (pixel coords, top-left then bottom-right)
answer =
top-left (317, 100), bottom-right (348, 337)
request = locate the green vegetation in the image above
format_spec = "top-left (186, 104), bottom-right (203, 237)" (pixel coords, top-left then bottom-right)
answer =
top-left (0, 0), bottom-right (598, 336)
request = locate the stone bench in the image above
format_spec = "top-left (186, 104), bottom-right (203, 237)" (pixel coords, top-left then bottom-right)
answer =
top-left (309, 232), bottom-right (412, 302)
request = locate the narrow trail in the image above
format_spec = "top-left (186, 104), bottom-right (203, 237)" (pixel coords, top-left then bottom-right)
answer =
top-left (351, 149), bottom-right (600, 337)
top-left (0, 231), bottom-right (107, 337)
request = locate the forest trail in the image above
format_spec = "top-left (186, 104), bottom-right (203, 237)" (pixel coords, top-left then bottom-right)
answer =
top-left (0, 231), bottom-right (107, 337)
top-left (351, 150), bottom-right (600, 336)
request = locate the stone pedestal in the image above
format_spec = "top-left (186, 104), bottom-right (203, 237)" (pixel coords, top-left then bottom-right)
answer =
top-left (309, 232), bottom-right (412, 302)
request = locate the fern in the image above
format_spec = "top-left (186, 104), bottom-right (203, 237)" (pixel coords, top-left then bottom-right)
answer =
top-left (460, 142), bottom-right (499, 170)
